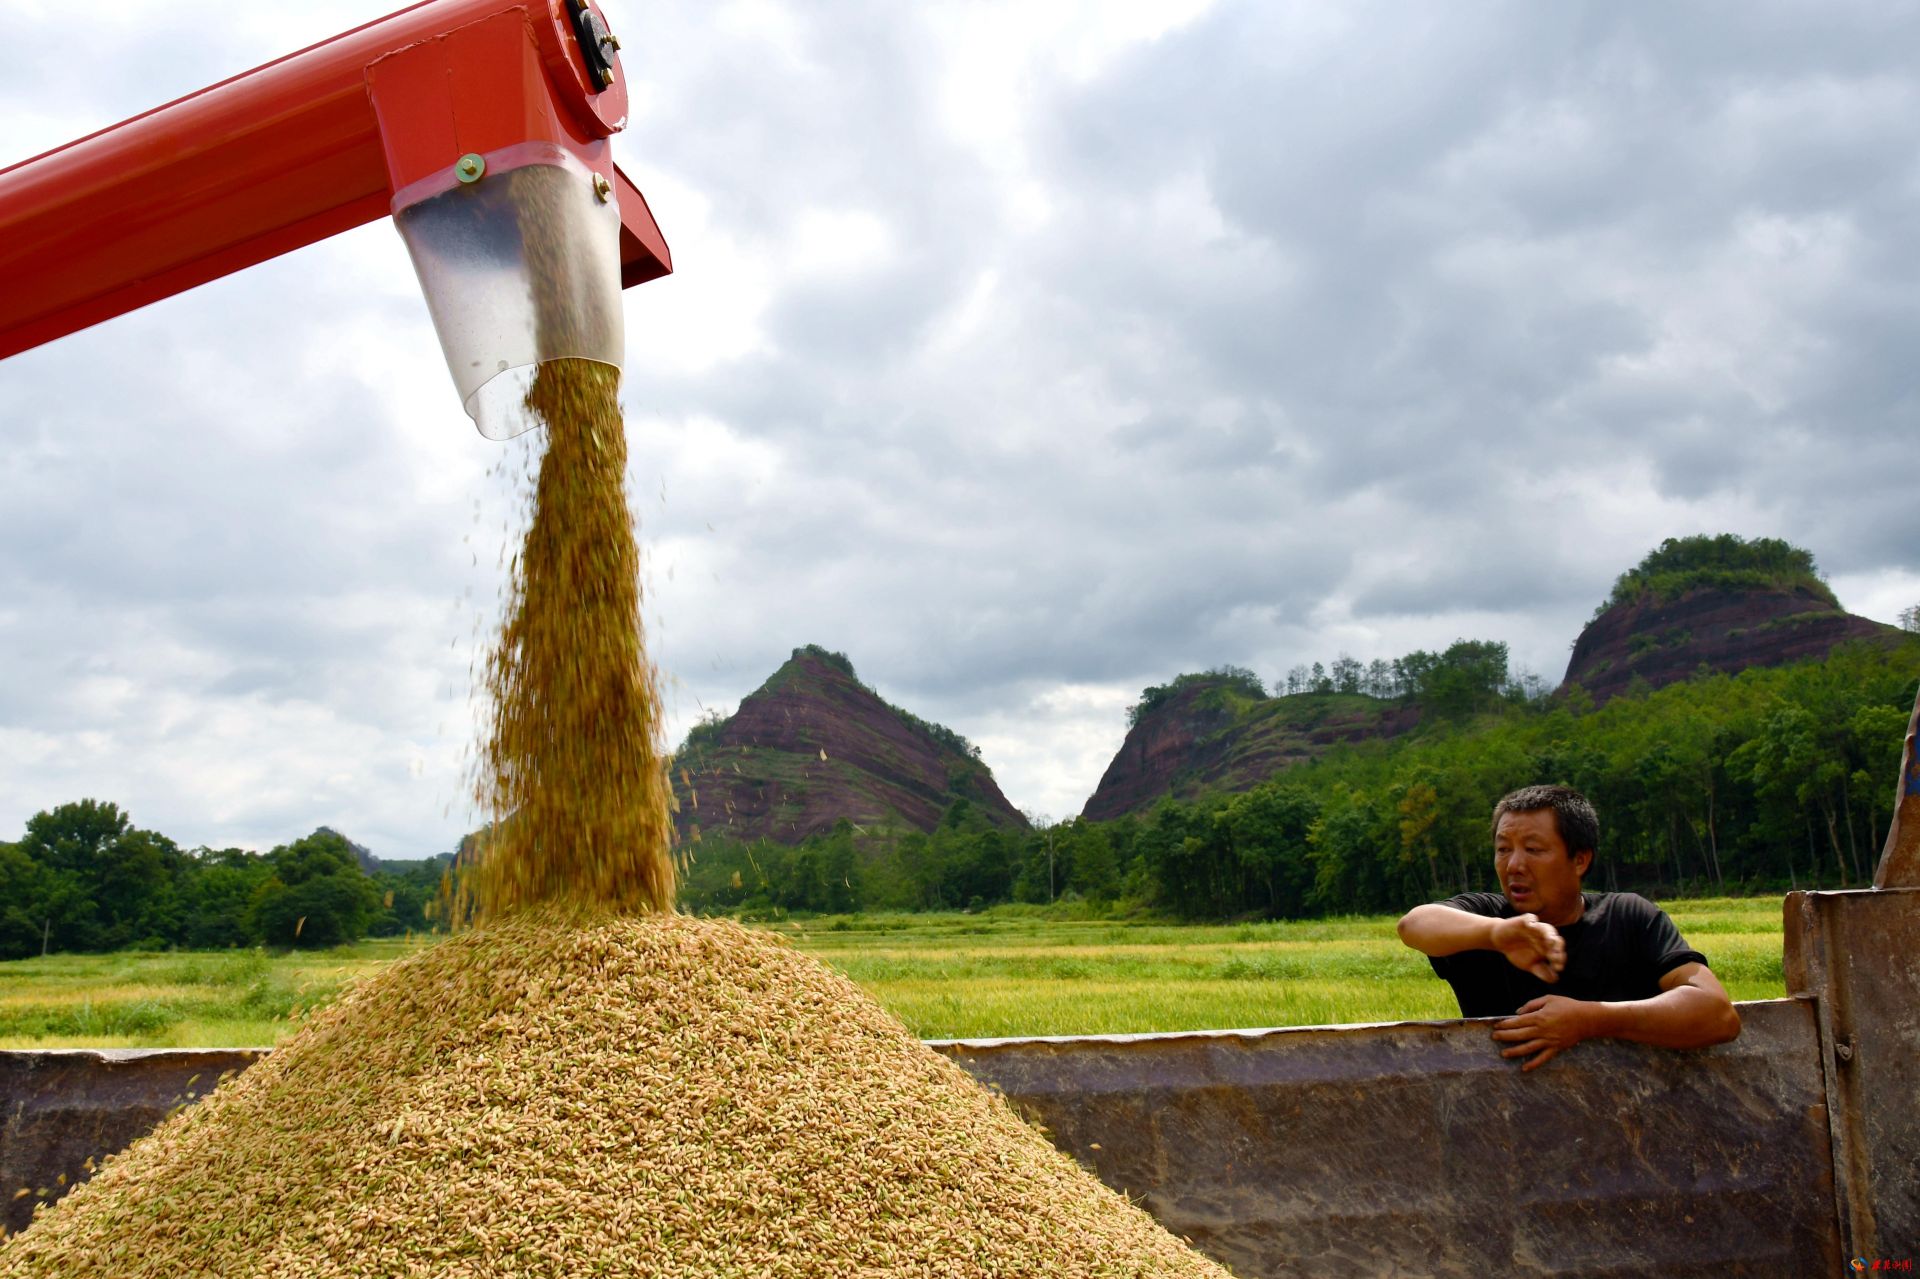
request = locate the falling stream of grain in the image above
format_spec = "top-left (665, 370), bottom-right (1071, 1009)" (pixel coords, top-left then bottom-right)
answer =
top-left (462, 166), bottom-right (676, 920)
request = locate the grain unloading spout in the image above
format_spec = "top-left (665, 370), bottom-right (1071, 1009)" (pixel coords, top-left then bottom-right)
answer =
top-left (0, 0), bottom-right (672, 438)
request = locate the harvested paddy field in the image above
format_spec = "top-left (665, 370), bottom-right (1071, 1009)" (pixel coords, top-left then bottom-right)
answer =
top-left (0, 910), bottom-right (1230, 1278)
top-left (0, 899), bottom-right (1786, 1048)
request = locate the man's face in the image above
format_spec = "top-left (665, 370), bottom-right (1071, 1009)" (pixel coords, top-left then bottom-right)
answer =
top-left (1494, 808), bottom-right (1592, 925)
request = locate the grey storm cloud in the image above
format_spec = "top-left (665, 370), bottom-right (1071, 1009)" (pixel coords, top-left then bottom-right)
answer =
top-left (630, 0), bottom-right (1918, 746)
top-left (1030, 1), bottom-right (1920, 489)
top-left (2, 0), bottom-right (1916, 847)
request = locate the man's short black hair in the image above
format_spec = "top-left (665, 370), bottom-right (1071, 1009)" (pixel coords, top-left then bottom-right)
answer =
top-left (1492, 784), bottom-right (1600, 858)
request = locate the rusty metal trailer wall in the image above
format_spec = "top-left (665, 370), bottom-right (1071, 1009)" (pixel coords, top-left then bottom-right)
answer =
top-left (938, 1000), bottom-right (1839, 1278)
top-left (0, 1002), bottom-right (1844, 1275)
top-left (1787, 887), bottom-right (1920, 1262)
top-left (0, 1048), bottom-right (263, 1236)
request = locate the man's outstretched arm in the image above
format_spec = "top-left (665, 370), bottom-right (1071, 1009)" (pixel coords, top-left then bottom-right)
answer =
top-left (1397, 904), bottom-right (1565, 981)
top-left (1590, 963), bottom-right (1741, 1048)
top-left (1490, 963), bottom-right (1741, 1070)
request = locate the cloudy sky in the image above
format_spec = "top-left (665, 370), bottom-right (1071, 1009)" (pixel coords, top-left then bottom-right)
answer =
top-left (3, 0), bottom-right (1918, 855)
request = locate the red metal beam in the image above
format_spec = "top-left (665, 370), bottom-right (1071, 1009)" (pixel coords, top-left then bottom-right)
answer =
top-left (0, 0), bottom-right (669, 362)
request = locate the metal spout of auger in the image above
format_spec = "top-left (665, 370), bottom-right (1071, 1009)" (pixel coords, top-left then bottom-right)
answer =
top-left (0, 0), bottom-right (671, 439)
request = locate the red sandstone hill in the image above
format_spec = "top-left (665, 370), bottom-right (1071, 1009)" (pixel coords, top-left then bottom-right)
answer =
top-left (670, 647), bottom-right (1027, 845)
top-left (1080, 538), bottom-right (1903, 820)
top-left (1080, 679), bottom-right (1420, 822)
top-left (1563, 583), bottom-right (1899, 705)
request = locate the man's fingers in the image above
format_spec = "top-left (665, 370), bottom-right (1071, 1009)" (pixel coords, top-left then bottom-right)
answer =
top-left (1524, 924), bottom-right (1565, 970)
top-left (1500, 915), bottom-right (1568, 981)
top-left (1515, 997), bottom-right (1548, 1014)
top-left (1521, 1045), bottom-right (1560, 1072)
top-left (1491, 1022), bottom-right (1535, 1041)
top-left (1501, 1039), bottom-right (1550, 1060)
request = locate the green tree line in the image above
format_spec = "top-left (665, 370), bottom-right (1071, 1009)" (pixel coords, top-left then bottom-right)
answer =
top-left (1131, 641), bottom-right (1544, 720)
top-left (1274, 639), bottom-right (1547, 710)
top-left (680, 638), bottom-right (1917, 920)
top-left (0, 805), bottom-right (444, 960)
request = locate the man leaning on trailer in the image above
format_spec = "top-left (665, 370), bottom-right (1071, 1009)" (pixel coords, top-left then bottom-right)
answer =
top-left (1396, 784), bottom-right (1741, 1070)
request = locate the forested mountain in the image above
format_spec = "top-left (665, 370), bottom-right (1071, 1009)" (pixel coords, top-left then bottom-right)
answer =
top-left (671, 646), bottom-right (1026, 845)
top-left (1084, 536), bottom-right (1901, 820)
top-left (1082, 640), bottom-right (1522, 821)
top-left (678, 535), bottom-right (1916, 920)
top-left (1082, 671), bottom-right (1421, 820)
top-left (1126, 638), bottom-right (1916, 917)
top-left (1564, 535), bottom-right (1899, 704)
top-left (678, 636), bottom-right (1918, 919)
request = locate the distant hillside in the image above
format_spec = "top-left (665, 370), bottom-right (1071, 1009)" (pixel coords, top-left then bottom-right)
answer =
top-left (315, 826), bottom-right (379, 874)
top-left (1564, 535), bottom-right (1899, 704)
top-left (672, 646), bottom-right (1027, 844)
top-left (315, 825), bottom-right (452, 876)
top-left (1081, 674), bottom-right (1420, 821)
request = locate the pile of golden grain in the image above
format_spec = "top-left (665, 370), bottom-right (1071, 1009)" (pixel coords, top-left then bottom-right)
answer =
top-left (0, 911), bottom-right (1231, 1278)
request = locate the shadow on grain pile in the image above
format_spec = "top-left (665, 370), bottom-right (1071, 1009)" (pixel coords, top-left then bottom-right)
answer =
top-left (0, 910), bottom-right (1232, 1277)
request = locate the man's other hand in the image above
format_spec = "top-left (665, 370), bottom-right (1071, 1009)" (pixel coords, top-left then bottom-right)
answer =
top-left (1491, 995), bottom-right (1594, 1071)
top-left (1490, 913), bottom-right (1565, 982)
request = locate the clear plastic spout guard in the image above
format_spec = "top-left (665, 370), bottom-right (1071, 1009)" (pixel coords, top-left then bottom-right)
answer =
top-left (394, 143), bottom-right (624, 440)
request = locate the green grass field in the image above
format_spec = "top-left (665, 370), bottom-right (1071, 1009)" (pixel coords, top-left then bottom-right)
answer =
top-left (0, 898), bottom-right (1787, 1049)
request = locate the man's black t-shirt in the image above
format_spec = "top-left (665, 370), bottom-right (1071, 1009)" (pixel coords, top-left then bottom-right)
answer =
top-left (1428, 891), bottom-right (1708, 1018)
